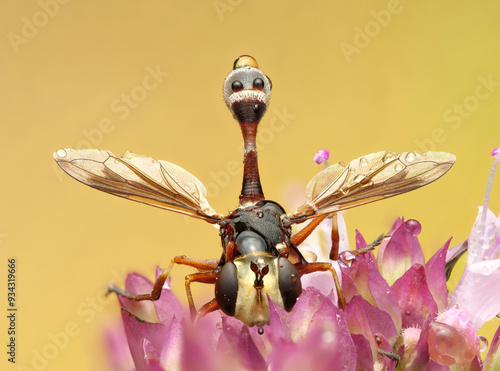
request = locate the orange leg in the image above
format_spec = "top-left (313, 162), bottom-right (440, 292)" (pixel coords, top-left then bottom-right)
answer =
top-left (194, 298), bottom-right (220, 323)
top-left (108, 255), bottom-right (219, 303)
top-left (295, 261), bottom-right (345, 310)
top-left (330, 213), bottom-right (340, 260)
top-left (290, 214), bottom-right (328, 246)
top-left (225, 241), bottom-right (236, 263)
top-left (184, 271), bottom-right (218, 319)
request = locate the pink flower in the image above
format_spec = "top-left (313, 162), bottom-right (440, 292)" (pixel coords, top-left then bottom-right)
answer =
top-left (428, 309), bottom-right (480, 366)
top-left (104, 150), bottom-right (500, 371)
top-left (448, 151), bottom-right (500, 330)
top-left (313, 149), bottom-right (330, 164)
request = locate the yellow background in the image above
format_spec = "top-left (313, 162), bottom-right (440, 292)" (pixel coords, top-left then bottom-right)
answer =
top-left (1, 1), bottom-right (500, 369)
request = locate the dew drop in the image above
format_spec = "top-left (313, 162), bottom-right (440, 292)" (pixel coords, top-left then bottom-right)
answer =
top-left (216, 322), bottom-right (223, 330)
top-left (56, 149), bottom-right (67, 158)
top-left (405, 152), bottom-right (418, 162)
top-left (339, 251), bottom-right (356, 266)
top-left (405, 219), bottom-right (422, 236)
top-left (322, 330), bottom-right (335, 343)
top-left (354, 174), bottom-right (366, 184)
top-left (479, 335), bottom-right (488, 352)
top-left (394, 163), bottom-right (404, 172)
top-left (291, 274), bottom-right (297, 282)
top-left (382, 152), bottom-right (396, 163)
top-left (359, 157), bottom-right (368, 167)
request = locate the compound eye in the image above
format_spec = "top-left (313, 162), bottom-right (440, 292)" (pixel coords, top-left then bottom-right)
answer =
top-left (231, 80), bottom-right (244, 92)
top-left (215, 262), bottom-right (238, 316)
top-left (266, 75), bottom-right (272, 90)
top-left (253, 78), bottom-right (264, 90)
top-left (255, 200), bottom-right (286, 216)
top-left (278, 257), bottom-right (302, 312)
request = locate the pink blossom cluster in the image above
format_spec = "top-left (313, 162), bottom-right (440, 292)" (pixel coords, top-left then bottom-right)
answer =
top-left (105, 150), bottom-right (500, 370)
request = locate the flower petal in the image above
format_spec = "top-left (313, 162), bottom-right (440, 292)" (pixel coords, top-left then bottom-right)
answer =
top-left (217, 316), bottom-right (267, 370)
top-left (391, 264), bottom-right (438, 329)
top-left (104, 322), bottom-right (135, 370)
top-left (450, 207), bottom-right (500, 329)
top-left (267, 306), bottom-right (356, 371)
top-left (345, 295), bottom-right (397, 360)
top-left (425, 238), bottom-right (452, 312)
top-left (342, 231), bottom-right (402, 331)
top-left (376, 217), bottom-right (405, 270)
top-left (428, 321), bottom-right (478, 366)
top-left (375, 334), bottom-right (397, 370)
top-left (120, 308), bottom-right (167, 370)
top-left (268, 294), bottom-right (292, 342)
top-left (121, 273), bottom-right (159, 323)
top-left (351, 334), bottom-right (374, 371)
top-left (379, 219), bottom-right (425, 286)
top-left (404, 320), bottom-right (430, 371)
top-left (484, 324), bottom-right (500, 370)
top-left (143, 338), bottom-right (165, 371)
top-left (290, 287), bottom-right (331, 340)
top-left (160, 317), bottom-right (184, 371)
top-left (180, 320), bottom-right (220, 371)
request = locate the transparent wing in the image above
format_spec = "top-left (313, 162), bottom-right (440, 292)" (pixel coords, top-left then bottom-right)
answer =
top-left (54, 149), bottom-right (223, 224)
top-left (288, 151), bottom-right (455, 223)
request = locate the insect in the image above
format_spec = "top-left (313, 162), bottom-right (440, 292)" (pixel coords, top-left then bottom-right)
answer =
top-left (54, 55), bottom-right (455, 335)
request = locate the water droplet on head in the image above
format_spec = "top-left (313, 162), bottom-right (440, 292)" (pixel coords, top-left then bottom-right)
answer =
top-left (359, 157), bottom-right (368, 167)
top-left (291, 274), bottom-right (297, 282)
top-left (56, 149), bottom-right (67, 158)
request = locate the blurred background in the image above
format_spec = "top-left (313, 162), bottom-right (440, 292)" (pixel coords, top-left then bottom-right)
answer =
top-left (1, 1), bottom-right (499, 369)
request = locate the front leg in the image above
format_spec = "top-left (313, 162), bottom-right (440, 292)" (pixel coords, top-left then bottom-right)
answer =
top-left (295, 261), bottom-right (345, 310)
top-left (183, 271), bottom-right (218, 319)
top-left (108, 255), bottom-right (219, 303)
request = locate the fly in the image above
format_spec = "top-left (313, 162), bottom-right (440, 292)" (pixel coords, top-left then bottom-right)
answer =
top-left (53, 55), bottom-right (455, 335)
